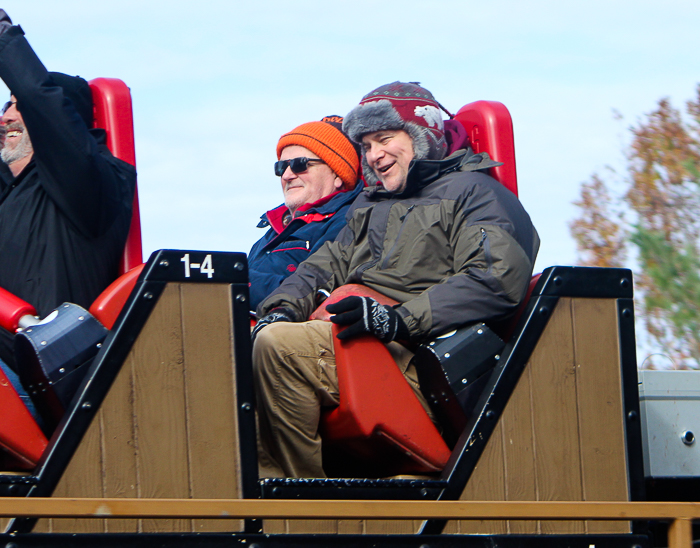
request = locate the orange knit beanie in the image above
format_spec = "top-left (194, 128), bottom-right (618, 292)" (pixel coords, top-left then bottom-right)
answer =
top-left (276, 116), bottom-right (360, 189)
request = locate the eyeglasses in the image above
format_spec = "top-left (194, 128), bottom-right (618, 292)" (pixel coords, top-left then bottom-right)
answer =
top-left (274, 157), bottom-right (325, 177)
top-left (1, 100), bottom-right (16, 115)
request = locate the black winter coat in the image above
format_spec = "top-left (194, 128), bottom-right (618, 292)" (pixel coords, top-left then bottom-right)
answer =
top-left (0, 26), bottom-right (136, 368)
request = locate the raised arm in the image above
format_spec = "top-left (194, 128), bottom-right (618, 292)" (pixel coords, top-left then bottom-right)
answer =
top-left (0, 17), bottom-right (134, 238)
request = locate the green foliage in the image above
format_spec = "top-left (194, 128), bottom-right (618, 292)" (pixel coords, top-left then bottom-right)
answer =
top-left (631, 226), bottom-right (700, 363)
top-left (571, 85), bottom-right (700, 367)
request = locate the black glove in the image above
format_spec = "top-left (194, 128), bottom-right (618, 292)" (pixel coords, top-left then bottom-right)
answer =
top-left (0, 10), bottom-right (12, 35)
top-left (251, 308), bottom-right (294, 342)
top-left (327, 296), bottom-right (409, 342)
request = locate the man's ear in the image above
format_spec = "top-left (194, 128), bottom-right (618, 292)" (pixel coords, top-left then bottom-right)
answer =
top-left (333, 176), bottom-right (343, 190)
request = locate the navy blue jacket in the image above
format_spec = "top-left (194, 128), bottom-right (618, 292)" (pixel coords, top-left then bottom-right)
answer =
top-left (248, 184), bottom-right (362, 310)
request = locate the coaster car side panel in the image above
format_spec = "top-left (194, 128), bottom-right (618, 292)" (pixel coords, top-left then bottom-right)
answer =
top-left (6, 251), bottom-right (257, 535)
top-left (424, 267), bottom-right (643, 536)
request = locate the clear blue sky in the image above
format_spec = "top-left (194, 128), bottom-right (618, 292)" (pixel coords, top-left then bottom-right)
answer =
top-left (2, 0), bottom-right (699, 274)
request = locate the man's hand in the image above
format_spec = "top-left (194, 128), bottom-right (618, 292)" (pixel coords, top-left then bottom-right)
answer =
top-left (0, 10), bottom-right (12, 35)
top-left (327, 296), bottom-right (409, 342)
top-left (251, 307), bottom-right (294, 342)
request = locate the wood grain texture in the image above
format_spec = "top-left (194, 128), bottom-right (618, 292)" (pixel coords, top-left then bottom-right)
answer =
top-left (287, 519), bottom-right (339, 534)
top-left (529, 298), bottom-right (584, 534)
top-left (179, 283), bottom-right (242, 533)
top-left (571, 298), bottom-right (630, 534)
top-left (364, 518), bottom-right (420, 534)
top-left (49, 418), bottom-right (104, 533)
top-left (501, 366), bottom-right (538, 534)
top-left (456, 421), bottom-right (507, 534)
top-left (40, 282), bottom-right (244, 534)
top-left (337, 520), bottom-right (364, 534)
top-left (263, 519), bottom-right (287, 534)
top-left (100, 357), bottom-right (139, 532)
top-left (453, 297), bottom-right (633, 536)
top-left (131, 283), bottom-right (191, 533)
top-left (268, 519), bottom-right (364, 534)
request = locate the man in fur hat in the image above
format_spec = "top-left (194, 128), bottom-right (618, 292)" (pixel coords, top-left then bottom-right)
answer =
top-left (252, 82), bottom-right (540, 478)
top-left (0, 10), bottom-right (135, 391)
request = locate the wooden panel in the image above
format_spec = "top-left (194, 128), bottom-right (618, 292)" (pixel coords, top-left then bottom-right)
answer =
top-left (33, 282), bottom-right (246, 534)
top-left (263, 518), bottom-right (360, 536)
top-left (454, 298), bottom-right (596, 535)
top-left (179, 284), bottom-right (242, 533)
top-left (101, 356), bottom-right (139, 532)
top-left (572, 298), bottom-right (630, 534)
top-left (502, 366), bottom-right (539, 534)
top-left (288, 519), bottom-right (339, 534)
top-left (456, 421), bottom-right (507, 534)
top-left (0, 517), bottom-right (10, 532)
top-left (131, 283), bottom-right (190, 533)
top-left (529, 298), bottom-right (584, 533)
top-left (49, 419), bottom-right (104, 533)
top-left (270, 519), bottom-right (365, 535)
top-left (263, 519), bottom-right (287, 534)
top-left (364, 519), bottom-right (419, 534)
top-left (337, 520), bottom-right (364, 534)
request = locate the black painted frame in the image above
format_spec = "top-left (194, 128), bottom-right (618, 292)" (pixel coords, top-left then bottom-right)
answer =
top-left (1, 263), bottom-right (648, 545)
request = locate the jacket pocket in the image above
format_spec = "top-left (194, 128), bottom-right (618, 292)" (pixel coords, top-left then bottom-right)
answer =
top-left (269, 240), bottom-right (310, 253)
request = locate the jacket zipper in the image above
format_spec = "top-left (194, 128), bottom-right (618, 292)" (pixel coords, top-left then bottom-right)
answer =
top-left (381, 205), bottom-right (415, 269)
top-left (480, 228), bottom-right (493, 274)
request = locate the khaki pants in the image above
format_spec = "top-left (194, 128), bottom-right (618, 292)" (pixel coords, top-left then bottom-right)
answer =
top-left (252, 320), bottom-right (431, 478)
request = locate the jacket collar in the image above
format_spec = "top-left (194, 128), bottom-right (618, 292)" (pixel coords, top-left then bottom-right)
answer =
top-left (258, 183), bottom-right (363, 234)
top-left (364, 148), bottom-right (503, 199)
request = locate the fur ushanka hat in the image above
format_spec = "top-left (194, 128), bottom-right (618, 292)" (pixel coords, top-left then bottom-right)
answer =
top-left (343, 82), bottom-right (448, 183)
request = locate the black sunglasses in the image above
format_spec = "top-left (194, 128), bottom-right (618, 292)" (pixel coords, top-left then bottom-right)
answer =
top-left (1, 100), bottom-right (16, 115)
top-left (274, 157), bottom-right (325, 177)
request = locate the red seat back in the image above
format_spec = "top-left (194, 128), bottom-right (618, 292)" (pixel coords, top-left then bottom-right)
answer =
top-left (89, 77), bottom-right (143, 273)
top-left (455, 100), bottom-right (518, 196)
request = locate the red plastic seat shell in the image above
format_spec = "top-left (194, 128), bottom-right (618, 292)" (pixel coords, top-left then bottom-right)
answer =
top-left (310, 284), bottom-right (399, 322)
top-left (320, 324), bottom-right (451, 474)
top-left (89, 78), bottom-right (142, 274)
top-left (0, 366), bottom-right (48, 468)
top-left (89, 263), bottom-right (145, 330)
top-left (0, 286), bottom-right (37, 333)
top-left (455, 100), bottom-right (518, 196)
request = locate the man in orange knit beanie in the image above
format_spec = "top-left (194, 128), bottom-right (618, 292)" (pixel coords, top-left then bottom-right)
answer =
top-left (248, 116), bottom-right (361, 310)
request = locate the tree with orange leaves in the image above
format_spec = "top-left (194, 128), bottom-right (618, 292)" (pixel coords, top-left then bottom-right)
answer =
top-left (571, 86), bottom-right (700, 367)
